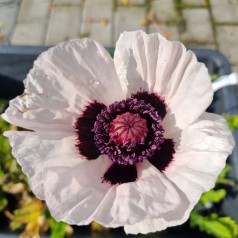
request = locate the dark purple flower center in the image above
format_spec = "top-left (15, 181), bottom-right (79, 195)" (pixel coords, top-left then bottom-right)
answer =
top-left (75, 92), bottom-right (175, 185)
top-left (92, 98), bottom-right (164, 165)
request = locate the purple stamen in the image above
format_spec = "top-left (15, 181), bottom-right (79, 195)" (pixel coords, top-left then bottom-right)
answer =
top-left (92, 98), bottom-right (164, 165)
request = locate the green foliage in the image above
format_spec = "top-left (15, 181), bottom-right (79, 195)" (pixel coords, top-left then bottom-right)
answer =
top-left (0, 118), bottom-right (28, 189)
top-left (10, 198), bottom-right (44, 236)
top-left (190, 212), bottom-right (238, 238)
top-left (91, 221), bottom-right (110, 234)
top-left (223, 114), bottom-right (238, 132)
top-left (218, 165), bottom-right (231, 179)
top-left (216, 165), bottom-right (236, 187)
top-left (200, 189), bottom-right (226, 205)
top-left (0, 193), bottom-right (8, 211)
top-left (211, 73), bottom-right (219, 81)
top-left (0, 101), bottom-right (12, 213)
top-left (0, 99), bottom-right (8, 114)
top-left (190, 113), bottom-right (238, 237)
top-left (50, 217), bottom-right (68, 238)
top-left (190, 164), bottom-right (238, 238)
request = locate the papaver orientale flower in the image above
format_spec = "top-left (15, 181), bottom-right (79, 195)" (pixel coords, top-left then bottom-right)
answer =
top-left (2, 31), bottom-right (234, 234)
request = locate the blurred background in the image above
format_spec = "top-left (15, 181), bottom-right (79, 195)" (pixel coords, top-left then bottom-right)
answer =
top-left (0, 0), bottom-right (238, 72)
top-left (1, 0), bottom-right (238, 238)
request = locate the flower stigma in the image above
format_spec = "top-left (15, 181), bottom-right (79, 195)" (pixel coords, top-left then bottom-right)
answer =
top-left (109, 112), bottom-right (148, 146)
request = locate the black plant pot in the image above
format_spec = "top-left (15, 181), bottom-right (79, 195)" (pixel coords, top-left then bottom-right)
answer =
top-left (0, 45), bottom-right (236, 237)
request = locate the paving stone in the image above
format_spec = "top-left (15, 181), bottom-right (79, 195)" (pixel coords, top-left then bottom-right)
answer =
top-left (216, 26), bottom-right (238, 65)
top-left (150, 0), bottom-right (177, 22)
top-left (11, 23), bottom-right (46, 45)
top-left (129, 0), bottom-right (145, 4)
top-left (148, 24), bottom-right (180, 41)
top-left (118, 0), bottom-right (145, 4)
top-left (181, 9), bottom-right (214, 43)
top-left (83, 0), bottom-right (112, 19)
top-left (53, 0), bottom-right (82, 4)
top-left (17, 0), bottom-right (50, 22)
top-left (113, 7), bottom-right (146, 43)
top-left (182, 0), bottom-right (206, 6)
top-left (46, 4), bottom-right (81, 45)
top-left (232, 65), bottom-right (238, 73)
top-left (81, 0), bottom-right (112, 46)
top-left (83, 0), bottom-right (113, 17)
top-left (210, 0), bottom-right (238, 23)
top-left (11, 0), bottom-right (51, 45)
top-left (186, 42), bottom-right (216, 49)
top-left (81, 22), bottom-right (112, 47)
top-left (0, 0), bottom-right (21, 43)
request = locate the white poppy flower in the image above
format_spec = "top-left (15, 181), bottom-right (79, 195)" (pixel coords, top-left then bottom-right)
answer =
top-left (2, 31), bottom-right (234, 234)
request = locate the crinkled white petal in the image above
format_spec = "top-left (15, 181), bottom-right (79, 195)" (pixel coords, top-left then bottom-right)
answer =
top-left (124, 205), bottom-right (190, 235)
top-left (124, 113), bottom-right (234, 234)
top-left (4, 131), bottom-right (79, 199)
top-left (124, 186), bottom-right (191, 234)
top-left (124, 190), bottom-right (193, 234)
top-left (93, 161), bottom-right (187, 227)
top-left (114, 31), bottom-right (159, 95)
top-left (114, 31), bottom-right (213, 134)
top-left (42, 156), bottom-right (112, 224)
top-left (165, 113), bottom-right (234, 203)
top-left (42, 159), bottom-right (188, 228)
top-left (2, 39), bottom-right (125, 131)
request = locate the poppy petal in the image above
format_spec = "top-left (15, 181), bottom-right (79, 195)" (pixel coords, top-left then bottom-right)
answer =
top-left (114, 31), bottom-right (213, 136)
top-left (75, 101), bottom-right (106, 160)
top-left (148, 139), bottom-right (175, 172)
top-left (102, 163), bottom-right (137, 185)
top-left (2, 39), bottom-right (125, 131)
top-left (93, 161), bottom-right (187, 227)
top-left (124, 113), bottom-right (234, 234)
top-left (132, 91), bottom-right (167, 119)
top-left (36, 160), bottom-right (187, 228)
top-left (43, 156), bottom-right (112, 224)
top-left (3, 131), bottom-right (79, 199)
top-left (166, 112), bottom-right (234, 203)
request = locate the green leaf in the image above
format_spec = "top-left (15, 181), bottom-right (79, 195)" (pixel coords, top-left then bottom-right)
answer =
top-left (0, 193), bottom-right (8, 211)
top-left (0, 168), bottom-right (4, 184)
top-left (216, 165), bottom-right (235, 187)
top-left (211, 73), bottom-right (219, 81)
top-left (223, 114), bottom-right (238, 132)
top-left (10, 222), bottom-right (22, 231)
top-left (50, 217), bottom-right (67, 238)
top-left (0, 99), bottom-right (8, 114)
top-left (218, 165), bottom-right (231, 180)
top-left (218, 217), bottom-right (238, 238)
top-left (216, 178), bottom-right (236, 187)
top-left (190, 211), bottom-right (238, 238)
top-left (200, 189), bottom-right (227, 205)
